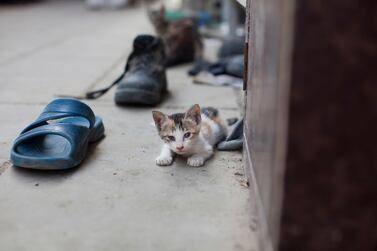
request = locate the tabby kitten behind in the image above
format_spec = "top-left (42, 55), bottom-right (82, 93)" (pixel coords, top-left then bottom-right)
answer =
top-left (147, 4), bottom-right (203, 67)
top-left (152, 104), bottom-right (227, 167)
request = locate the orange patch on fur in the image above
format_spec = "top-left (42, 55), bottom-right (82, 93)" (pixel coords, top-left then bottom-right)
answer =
top-left (160, 119), bottom-right (175, 135)
top-left (212, 116), bottom-right (227, 131)
top-left (201, 121), bottom-right (213, 137)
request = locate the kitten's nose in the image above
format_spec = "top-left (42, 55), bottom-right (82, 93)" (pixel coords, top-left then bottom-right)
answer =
top-left (176, 146), bottom-right (184, 151)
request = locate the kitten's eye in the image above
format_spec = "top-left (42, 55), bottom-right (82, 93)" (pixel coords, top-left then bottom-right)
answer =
top-left (168, 136), bottom-right (175, 141)
top-left (184, 132), bottom-right (191, 138)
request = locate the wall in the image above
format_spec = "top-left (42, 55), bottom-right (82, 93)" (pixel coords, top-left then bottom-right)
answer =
top-left (243, 0), bottom-right (295, 249)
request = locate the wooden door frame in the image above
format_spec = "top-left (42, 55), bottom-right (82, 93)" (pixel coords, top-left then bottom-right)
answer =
top-left (242, 0), bottom-right (295, 249)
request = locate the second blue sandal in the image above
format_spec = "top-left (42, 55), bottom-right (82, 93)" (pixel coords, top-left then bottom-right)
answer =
top-left (11, 99), bottom-right (105, 170)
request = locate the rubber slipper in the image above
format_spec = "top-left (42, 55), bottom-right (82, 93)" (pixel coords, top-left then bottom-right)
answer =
top-left (217, 118), bottom-right (243, 151)
top-left (10, 98), bottom-right (105, 170)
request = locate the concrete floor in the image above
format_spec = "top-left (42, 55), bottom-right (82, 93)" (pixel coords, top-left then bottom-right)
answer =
top-left (0, 1), bottom-right (257, 250)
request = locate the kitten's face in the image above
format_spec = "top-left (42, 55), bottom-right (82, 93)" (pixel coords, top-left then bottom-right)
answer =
top-left (153, 104), bottom-right (201, 154)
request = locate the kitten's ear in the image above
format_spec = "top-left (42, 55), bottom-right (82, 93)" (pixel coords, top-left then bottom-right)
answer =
top-left (160, 4), bottom-right (165, 14)
top-left (185, 104), bottom-right (201, 125)
top-left (152, 111), bottom-right (167, 130)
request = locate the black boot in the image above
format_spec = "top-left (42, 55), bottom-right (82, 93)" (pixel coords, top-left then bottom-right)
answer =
top-left (85, 34), bottom-right (168, 106)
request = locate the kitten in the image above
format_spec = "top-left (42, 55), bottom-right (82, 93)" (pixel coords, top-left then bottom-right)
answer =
top-left (146, 4), bottom-right (203, 67)
top-left (152, 104), bottom-right (227, 167)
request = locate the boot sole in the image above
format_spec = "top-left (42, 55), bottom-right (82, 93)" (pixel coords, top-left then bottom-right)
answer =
top-left (115, 88), bottom-right (161, 105)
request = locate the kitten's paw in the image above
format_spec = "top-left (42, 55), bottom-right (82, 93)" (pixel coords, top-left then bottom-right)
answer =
top-left (156, 156), bottom-right (173, 166)
top-left (187, 156), bottom-right (205, 167)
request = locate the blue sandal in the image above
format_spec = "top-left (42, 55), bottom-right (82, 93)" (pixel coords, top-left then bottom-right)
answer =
top-left (11, 99), bottom-right (105, 170)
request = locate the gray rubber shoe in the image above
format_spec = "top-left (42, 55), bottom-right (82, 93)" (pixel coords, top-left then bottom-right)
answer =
top-left (83, 35), bottom-right (167, 106)
top-left (115, 73), bottom-right (167, 105)
top-left (217, 118), bottom-right (244, 151)
top-left (114, 35), bottom-right (167, 106)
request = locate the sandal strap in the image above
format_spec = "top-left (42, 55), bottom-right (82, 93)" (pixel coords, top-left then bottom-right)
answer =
top-left (15, 123), bottom-right (90, 152)
top-left (21, 99), bottom-right (96, 134)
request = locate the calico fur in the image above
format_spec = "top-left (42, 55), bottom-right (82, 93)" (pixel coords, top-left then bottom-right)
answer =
top-left (152, 104), bottom-right (227, 167)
